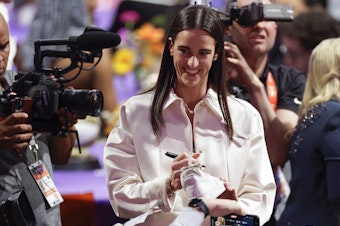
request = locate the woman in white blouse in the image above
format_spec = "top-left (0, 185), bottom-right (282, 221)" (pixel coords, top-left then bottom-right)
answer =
top-left (104, 4), bottom-right (275, 226)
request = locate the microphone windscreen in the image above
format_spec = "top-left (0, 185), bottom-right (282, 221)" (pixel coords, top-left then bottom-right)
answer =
top-left (77, 31), bottom-right (121, 51)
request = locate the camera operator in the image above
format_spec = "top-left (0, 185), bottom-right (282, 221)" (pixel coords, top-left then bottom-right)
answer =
top-left (0, 12), bottom-right (84, 226)
top-left (223, 0), bottom-right (306, 225)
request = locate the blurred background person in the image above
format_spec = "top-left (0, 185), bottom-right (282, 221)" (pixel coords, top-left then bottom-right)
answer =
top-left (275, 0), bottom-right (309, 16)
top-left (279, 9), bottom-right (340, 75)
top-left (277, 37), bottom-right (340, 226)
top-left (327, 0), bottom-right (340, 21)
top-left (17, 0), bottom-right (119, 146)
top-left (305, 0), bottom-right (327, 9)
top-left (0, 0), bottom-right (17, 70)
top-left (18, 0), bottom-right (91, 72)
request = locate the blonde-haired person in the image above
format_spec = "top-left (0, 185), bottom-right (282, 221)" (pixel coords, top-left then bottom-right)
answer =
top-left (277, 37), bottom-right (340, 225)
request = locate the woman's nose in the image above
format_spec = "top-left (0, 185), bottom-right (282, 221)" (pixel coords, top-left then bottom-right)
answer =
top-left (187, 55), bottom-right (199, 68)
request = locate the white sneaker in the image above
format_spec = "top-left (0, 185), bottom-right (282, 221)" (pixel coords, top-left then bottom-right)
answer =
top-left (181, 164), bottom-right (225, 200)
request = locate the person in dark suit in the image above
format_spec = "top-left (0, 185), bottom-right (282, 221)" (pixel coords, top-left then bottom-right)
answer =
top-left (277, 37), bottom-right (340, 225)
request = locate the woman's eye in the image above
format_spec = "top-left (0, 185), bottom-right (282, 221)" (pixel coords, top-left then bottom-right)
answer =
top-left (179, 48), bottom-right (188, 54)
top-left (200, 51), bottom-right (210, 57)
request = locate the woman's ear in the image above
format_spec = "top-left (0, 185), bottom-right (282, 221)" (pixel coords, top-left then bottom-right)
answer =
top-left (168, 37), bottom-right (173, 56)
top-left (213, 54), bottom-right (218, 61)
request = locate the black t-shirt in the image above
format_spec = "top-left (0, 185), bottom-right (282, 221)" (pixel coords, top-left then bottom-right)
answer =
top-left (228, 63), bottom-right (306, 114)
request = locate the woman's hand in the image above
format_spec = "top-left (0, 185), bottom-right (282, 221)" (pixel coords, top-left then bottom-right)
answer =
top-left (168, 152), bottom-right (201, 192)
top-left (217, 178), bottom-right (238, 200)
top-left (203, 197), bottom-right (245, 217)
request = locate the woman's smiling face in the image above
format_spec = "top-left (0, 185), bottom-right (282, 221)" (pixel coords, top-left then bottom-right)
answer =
top-left (169, 29), bottom-right (217, 91)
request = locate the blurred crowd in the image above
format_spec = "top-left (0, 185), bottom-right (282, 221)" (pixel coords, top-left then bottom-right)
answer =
top-left (0, 0), bottom-right (340, 225)
top-left (2, 0), bottom-right (340, 104)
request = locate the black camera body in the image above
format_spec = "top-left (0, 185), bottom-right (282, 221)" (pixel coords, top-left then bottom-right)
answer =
top-left (0, 26), bottom-right (121, 135)
top-left (0, 71), bottom-right (103, 134)
top-left (222, 0), bottom-right (294, 27)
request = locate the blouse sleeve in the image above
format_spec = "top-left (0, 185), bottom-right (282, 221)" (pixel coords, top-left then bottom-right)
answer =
top-left (235, 105), bottom-right (277, 225)
top-left (103, 104), bottom-right (171, 219)
top-left (321, 109), bottom-right (340, 203)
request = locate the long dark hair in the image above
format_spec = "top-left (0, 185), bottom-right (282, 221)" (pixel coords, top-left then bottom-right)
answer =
top-left (149, 4), bottom-right (233, 141)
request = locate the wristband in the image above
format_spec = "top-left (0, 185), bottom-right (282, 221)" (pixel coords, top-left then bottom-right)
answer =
top-left (188, 198), bottom-right (209, 218)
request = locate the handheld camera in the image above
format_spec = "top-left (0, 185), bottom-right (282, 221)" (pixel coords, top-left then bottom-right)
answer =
top-left (0, 26), bottom-right (121, 136)
top-left (222, 0), bottom-right (294, 27)
top-left (191, 0), bottom-right (294, 27)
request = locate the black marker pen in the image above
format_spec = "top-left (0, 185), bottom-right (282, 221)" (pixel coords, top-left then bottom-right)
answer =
top-left (165, 151), bottom-right (178, 158)
top-left (165, 151), bottom-right (205, 167)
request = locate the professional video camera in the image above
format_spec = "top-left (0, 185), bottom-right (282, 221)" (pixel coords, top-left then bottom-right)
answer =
top-left (190, 0), bottom-right (294, 27)
top-left (0, 26), bottom-right (121, 136)
top-left (221, 0), bottom-right (294, 27)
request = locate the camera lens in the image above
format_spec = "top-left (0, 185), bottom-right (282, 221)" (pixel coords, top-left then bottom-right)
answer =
top-left (60, 89), bottom-right (103, 116)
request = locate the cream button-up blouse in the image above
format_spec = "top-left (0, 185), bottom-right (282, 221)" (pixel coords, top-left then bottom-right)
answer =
top-left (104, 88), bottom-right (276, 226)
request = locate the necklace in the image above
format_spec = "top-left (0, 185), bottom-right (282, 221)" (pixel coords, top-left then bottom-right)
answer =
top-left (185, 104), bottom-right (194, 114)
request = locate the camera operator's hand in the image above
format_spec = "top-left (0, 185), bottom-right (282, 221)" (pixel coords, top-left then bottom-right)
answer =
top-left (57, 108), bottom-right (86, 130)
top-left (48, 108), bottom-right (86, 165)
top-left (0, 112), bottom-right (33, 151)
top-left (224, 41), bottom-right (260, 88)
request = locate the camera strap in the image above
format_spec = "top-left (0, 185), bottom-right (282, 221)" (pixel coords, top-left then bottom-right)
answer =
top-left (27, 137), bottom-right (64, 208)
top-left (266, 71), bottom-right (277, 111)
